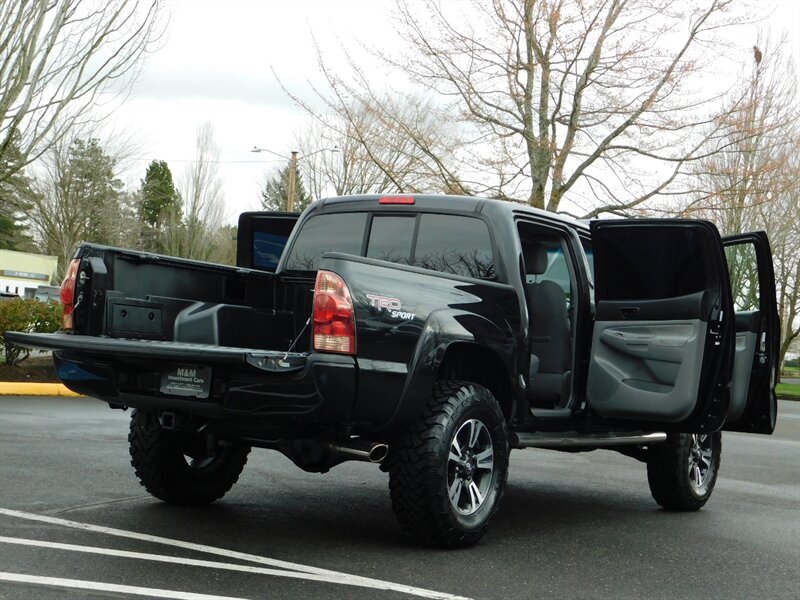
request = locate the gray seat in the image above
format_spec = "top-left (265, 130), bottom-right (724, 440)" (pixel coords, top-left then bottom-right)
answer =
top-left (523, 243), bottom-right (572, 408)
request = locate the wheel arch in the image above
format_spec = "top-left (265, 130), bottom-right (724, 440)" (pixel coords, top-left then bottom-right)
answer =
top-left (437, 342), bottom-right (514, 422)
top-left (387, 309), bottom-right (518, 434)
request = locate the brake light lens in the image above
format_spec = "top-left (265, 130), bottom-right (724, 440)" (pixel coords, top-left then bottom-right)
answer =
top-left (313, 270), bottom-right (356, 354)
top-left (60, 258), bottom-right (81, 330)
top-left (378, 195), bottom-right (415, 205)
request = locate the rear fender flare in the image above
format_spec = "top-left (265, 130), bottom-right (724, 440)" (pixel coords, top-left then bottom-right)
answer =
top-left (389, 309), bottom-right (517, 431)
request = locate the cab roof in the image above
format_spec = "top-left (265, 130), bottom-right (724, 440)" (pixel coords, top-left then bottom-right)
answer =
top-left (314, 194), bottom-right (589, 233)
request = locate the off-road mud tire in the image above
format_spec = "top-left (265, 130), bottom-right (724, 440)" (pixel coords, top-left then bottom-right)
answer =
top-left (388, 381), bottom-right (509, 548)
top-left (129, 410), bottom-right (250, 505)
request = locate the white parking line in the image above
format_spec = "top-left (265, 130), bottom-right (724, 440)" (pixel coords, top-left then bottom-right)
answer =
top-left (0, 572), bottom-right (249, 600)
top-left (0, 535), bottom-right (404, 587)
top-left (0, 508), bottom-right (470, 600)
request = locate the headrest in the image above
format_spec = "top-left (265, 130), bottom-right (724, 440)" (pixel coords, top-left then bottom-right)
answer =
top-left (523, 242), bottom-right (548, 275)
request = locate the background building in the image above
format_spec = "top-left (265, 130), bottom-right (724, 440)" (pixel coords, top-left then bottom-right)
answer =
top-left (0, 250), bottom-right (59, 298)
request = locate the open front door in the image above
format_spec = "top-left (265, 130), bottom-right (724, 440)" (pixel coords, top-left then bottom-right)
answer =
top-left (722, 232), bottom-right (779, 434)
top-left (587, 220), bottom-right (733, 431)
top-left (237, 211), bottom-right (300, 272)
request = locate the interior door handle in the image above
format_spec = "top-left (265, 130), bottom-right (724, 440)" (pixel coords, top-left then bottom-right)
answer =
top-left (620, 307), bottom-right (640, 319)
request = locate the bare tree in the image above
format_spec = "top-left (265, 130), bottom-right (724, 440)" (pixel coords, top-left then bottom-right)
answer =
top-left (0, 0), bottom-right (163, 183)
top-left (684, 38), bottom-right (798, 228)
top-left (280, 65), bottom-right (464, 198)
top-left (302, 0), bottom-right (754, 216)
top-left (763, 179), bottom-right (800, 371)
top-left (682, 39), bottom-right (799, 369)
top-left (206, 224), bottom-right (237, 266)
top-left (163, 122), bottom-right (226, 260)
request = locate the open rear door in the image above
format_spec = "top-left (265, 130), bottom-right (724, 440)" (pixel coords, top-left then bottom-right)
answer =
top-left (587, 220), bottom-right (733, 432)
top-left (722, 232), bottom-right (779, 434)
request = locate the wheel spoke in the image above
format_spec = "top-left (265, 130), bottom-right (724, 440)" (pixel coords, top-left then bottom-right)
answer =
top-left (692, 465), bottom-right (703, 486)
top-left (448, 450), bottom-right (463, 466)
top-left (467, 420), bottom-right (483, 449)
top-left (475, 447), bottom-right (494, 471)
top-left (450, 437), bottom-right (462, 457)
top-left (448, 477), bottom-right (463, 505)
top-left (467, 480), bottom-right (484, 511)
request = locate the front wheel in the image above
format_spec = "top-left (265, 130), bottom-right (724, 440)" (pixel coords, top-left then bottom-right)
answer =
top-left (647, 432), bottom-right (721, 511)
top-left (129, 410), bottom-right (250, 505)
top-left (388, 381), bottom-right (509, 548)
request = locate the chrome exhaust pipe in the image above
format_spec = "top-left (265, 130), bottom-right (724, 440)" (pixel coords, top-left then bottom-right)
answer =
top-left (322, 440), bottom-right (389, 463)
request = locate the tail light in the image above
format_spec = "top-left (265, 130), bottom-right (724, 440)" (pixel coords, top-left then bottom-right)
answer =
top-left (313, 270), bottom-right (356, 354)
top-left (60, 258), bottom-right (81, 330)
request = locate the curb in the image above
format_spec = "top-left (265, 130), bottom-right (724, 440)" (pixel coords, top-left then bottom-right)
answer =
top-left (0, 382), bottom-right (83, 396)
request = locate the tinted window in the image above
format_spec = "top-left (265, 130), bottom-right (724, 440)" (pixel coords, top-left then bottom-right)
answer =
top-left (284, 213), bottom-right (367, 270)
top-left (366, 216), bottom-right (415, 264)
top-left (413, 214), bottom-right (495, 278)
top-left (596, 227), bottom-right (708, 301)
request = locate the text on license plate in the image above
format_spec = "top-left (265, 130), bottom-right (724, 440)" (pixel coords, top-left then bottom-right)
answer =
top-left (160, 365), bottom-right (211, 398)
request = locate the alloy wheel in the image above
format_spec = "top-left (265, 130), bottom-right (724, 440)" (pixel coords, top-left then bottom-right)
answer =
top-left (447, 418), bottom-right (495, 515)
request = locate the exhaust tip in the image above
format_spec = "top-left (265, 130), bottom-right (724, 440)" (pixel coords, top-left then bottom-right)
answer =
top-left (368, 443), bottom-right (389, 463)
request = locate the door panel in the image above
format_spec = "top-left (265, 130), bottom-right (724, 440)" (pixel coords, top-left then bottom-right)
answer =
top-left (589, 320), bottom-right (707, 421)
top-left (588, 220), bottom-right (733, 430)
top-left (722, 232), bottom-right (779, 434)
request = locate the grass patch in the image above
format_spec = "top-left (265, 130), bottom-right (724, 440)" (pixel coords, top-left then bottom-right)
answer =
top-left (776, 383), bottom-right (800, 400)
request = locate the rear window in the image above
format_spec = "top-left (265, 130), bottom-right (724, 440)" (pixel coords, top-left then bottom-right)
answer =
top-left (284, 213), bottom-right (367, 270)
top-left (284, 210), bottom-right (495, 279)
top-left (413, 214), bottom-right (495, 278)
top-left (366, 216), bottom-right (415, 264)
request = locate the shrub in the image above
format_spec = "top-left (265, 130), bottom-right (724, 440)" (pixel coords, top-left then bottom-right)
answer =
top-left (0, 298), bottom-right (62, 365)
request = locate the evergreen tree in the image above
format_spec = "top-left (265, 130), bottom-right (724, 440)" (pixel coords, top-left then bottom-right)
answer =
top-left (0, 136), bottom-right (34, 250)
top-left (138, 159), bottom-right (182, 252)
top-left (139, 160), bottom-right (181, 226)
top-left (260, 163), bottom-right (311, 212)
top-left (64, 138), bottom-right (123, 245)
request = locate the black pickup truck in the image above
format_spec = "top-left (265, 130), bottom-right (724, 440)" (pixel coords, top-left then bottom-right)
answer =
top-left (8, 194), bottom-right (779, 548)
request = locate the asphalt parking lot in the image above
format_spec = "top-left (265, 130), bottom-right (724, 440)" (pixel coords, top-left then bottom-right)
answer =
top-left (1, 396), bottom-right (798, 599)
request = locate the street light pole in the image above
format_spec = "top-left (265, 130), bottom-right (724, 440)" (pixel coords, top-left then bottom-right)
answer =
top-left (287, 150), bottom-right (298, 212)
top-left (250, 146), bottom-right (340, 212)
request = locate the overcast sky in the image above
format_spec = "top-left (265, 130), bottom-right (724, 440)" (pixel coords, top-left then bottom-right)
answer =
top-left (108, 0), bottom-right (800, 224)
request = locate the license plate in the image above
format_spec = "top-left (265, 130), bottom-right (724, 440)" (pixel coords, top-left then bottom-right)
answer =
top-left (160, 365), bottom-right (211, 398)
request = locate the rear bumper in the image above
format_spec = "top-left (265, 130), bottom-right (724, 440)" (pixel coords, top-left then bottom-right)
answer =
top-left (54, 351), bottom-right (356, 422)
top-left (8, 332), bottom-right (356, 423)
